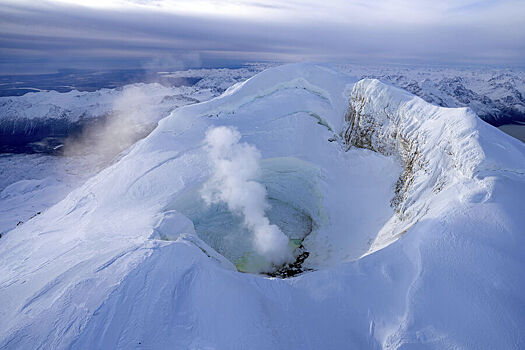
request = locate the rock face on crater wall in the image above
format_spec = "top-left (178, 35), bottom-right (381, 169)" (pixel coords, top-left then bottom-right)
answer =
top-left (343, 78), bottom-right (525, 253)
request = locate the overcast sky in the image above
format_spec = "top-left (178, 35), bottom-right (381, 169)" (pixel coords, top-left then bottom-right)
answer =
top-left (1, 0), bottom-right (524, 73)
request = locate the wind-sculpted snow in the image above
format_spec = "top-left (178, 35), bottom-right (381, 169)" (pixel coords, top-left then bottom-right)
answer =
top-left (0, 63), bottom-right (524, 349)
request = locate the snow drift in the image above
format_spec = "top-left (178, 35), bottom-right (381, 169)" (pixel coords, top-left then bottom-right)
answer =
top-left (0, 63), bottom-right (524, 349)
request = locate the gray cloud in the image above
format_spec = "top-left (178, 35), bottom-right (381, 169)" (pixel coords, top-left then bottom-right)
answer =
top-left (0, 0), bottom-right (524, 73)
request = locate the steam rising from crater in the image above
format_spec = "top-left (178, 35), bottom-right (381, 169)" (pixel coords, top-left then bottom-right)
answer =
top-left (201, 126), bottom-right (292, 267)
top-left (63, 85), bottom-right (157, 162)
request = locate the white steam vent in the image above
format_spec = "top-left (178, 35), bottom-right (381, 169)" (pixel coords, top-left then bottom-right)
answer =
top-left (200, 126), bottom-right (294, 268)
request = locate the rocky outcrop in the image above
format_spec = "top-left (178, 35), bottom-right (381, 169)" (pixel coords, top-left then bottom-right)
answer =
top-left (342, 79), bottom-right (525, 252)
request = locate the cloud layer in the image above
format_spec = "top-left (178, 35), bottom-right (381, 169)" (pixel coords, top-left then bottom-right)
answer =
top-left (1, 0), bottom-right (524, 72)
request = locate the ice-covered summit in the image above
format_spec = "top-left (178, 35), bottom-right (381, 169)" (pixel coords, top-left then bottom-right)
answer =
top-left (0, 63), bottom-right (524, 349)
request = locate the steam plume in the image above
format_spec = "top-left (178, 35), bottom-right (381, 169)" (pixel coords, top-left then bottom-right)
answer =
top-left (201, 126), bottom-right (292, 267)
top-left (63, 85), bottom-right (157, 163)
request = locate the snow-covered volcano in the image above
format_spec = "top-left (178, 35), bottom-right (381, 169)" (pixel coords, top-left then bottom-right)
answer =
top-left (1, 64), bottom-right (524, 349)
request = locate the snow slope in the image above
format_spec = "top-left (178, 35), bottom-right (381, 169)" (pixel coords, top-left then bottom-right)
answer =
top-left (0, 85), bottom-right (209, 235)
top-left (1, 63), bottom-right (524, 349)
top-left (0, 68), bottom-right (260, 234)
top-left (0, 153), bottom-right (99, 236)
